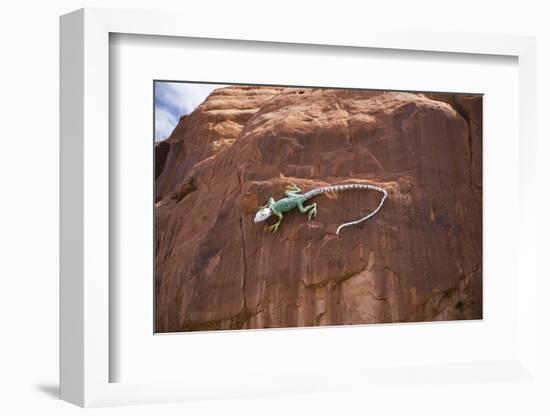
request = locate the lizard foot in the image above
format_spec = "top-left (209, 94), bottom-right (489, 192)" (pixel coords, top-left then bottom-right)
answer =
top-left (308, 204), bottom-right (318, 221)
top-left (268, 222), bottom-right (281, 233)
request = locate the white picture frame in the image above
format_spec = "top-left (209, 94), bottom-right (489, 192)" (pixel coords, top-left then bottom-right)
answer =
top-left (60, 7), bottom-right (539, 408)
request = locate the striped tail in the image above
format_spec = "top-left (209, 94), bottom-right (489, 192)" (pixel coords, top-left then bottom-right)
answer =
top-left (303, 183), bottom-right (388, 235)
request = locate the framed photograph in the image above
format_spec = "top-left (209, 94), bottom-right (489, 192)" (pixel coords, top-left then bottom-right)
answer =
top-left (60, 8), bottom-right (539, 408)
top-left (153, 80), bottom-right (483, 333)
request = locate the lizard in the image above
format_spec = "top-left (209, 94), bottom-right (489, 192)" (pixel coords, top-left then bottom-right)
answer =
top-left (254, 183), bottom-right (388, 235)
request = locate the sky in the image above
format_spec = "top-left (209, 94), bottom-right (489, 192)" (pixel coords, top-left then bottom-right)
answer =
top-left (154, 82), bottom-right (226, 141)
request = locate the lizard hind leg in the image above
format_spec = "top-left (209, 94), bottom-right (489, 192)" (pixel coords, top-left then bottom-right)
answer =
top-left (297, 200), bottom-right (318, 221)
top-left (307, 203), bottom-right (318, 220)
top-left (284, 183), bottom-right (302, 196)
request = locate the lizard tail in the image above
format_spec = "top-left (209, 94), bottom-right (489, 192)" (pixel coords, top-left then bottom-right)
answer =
top-left (335, 186), bottom-right (387, 235)
top-left (303, 183), bottom-right (388, 235)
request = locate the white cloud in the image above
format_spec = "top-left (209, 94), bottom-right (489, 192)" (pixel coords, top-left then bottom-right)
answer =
top-left (154, 82), bottom-right (226, 141)
top-left (154, 106), bottom-right (178, 140)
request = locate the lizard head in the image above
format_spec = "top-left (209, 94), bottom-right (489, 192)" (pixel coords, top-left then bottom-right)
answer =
top-left (254, 207), bottom-right (272, 223)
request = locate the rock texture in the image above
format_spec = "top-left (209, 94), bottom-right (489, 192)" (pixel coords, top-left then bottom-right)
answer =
top-left (155, 86), bottom-right (482, 332)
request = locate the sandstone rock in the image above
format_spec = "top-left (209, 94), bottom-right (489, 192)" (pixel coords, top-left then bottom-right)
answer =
top-left (155, 86), bottom-right (482, 332)
top-left (155, 140), bottom-right (171, 181)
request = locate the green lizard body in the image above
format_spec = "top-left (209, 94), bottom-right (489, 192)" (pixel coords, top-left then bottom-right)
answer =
top-left (254, 184), bottom-right (317, 233)
top-left (254, 183), bottom-right (388, 235)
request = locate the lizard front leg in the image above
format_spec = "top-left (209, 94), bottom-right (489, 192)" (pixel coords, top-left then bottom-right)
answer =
top-left (297, 200), bottom-right (317, 221)
top-left (258, 197), bottom-right (275, 210)
top-left (267, 205), bottom-right (284, 233)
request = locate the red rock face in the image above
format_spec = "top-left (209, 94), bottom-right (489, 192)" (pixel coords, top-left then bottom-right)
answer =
top-left (154, 86), bottom-right (482, 332)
